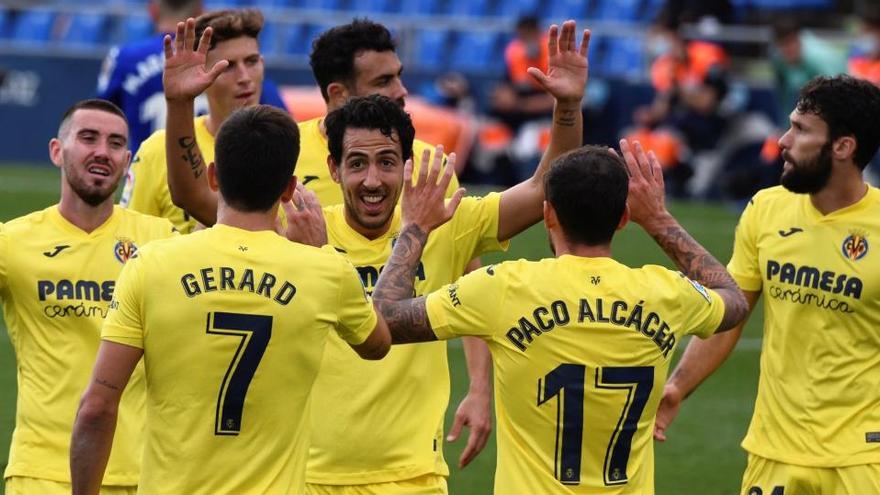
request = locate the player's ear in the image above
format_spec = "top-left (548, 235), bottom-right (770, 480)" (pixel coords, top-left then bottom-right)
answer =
top-left (327, 82), bottom-right (350, 110)
top-left (617, 204), bottom-right (630, 231)
top-left (543, 200), bottom-right (557, 229)
top-left (327, 155), bottom-right (341, 183)
top-left (207, 162), bottom-right (219, 192)
top-left (832, 135), bottom-right (856, 163)
top-left (48, 138), bottom-right (63, 169)
top-left (280, 176), bottom-right (296, 203)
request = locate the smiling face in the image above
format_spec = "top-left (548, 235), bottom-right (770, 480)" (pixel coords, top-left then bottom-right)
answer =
top-left (329, 127), bottom-right (404, 239)
top-left (205, 36), bottom-right (264, 116)
top-left (778, 110), bottom-right (833, 193)
top-left (50, 108), bottom-right (130, 206)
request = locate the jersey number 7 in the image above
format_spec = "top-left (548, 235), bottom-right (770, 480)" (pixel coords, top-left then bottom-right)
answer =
top-left (207, 311), bottom-right (273, 436)
top-left (538, 364), bottom-right (654, 486)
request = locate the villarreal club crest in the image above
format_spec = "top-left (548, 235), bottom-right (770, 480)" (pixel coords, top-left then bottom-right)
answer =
top-left (841, 231), bottom-right (869, 262)
top-left (114, 237), bottom-right (139, 264)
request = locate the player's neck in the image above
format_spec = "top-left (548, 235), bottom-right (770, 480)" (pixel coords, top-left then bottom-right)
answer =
top-left (216, 201), bottom-right (278, 233)
top-left (57, 192), bottom-right (115, 234)
top-left (809, 165), bottom-right (868, 215)
top-left (554, 243), bottom-right (613, 259)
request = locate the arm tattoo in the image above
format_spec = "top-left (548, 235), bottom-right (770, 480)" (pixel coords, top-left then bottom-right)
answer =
top-left (178, 136), bottom-right (204, 179)
top-left (649, 218), bottom-right (748, 329)
top-left (555, 108), bottom-right (577, 127)
top-left (94, 378), bottom-right (119, 390)
top-left (373, 224), bottom-right (438, 344)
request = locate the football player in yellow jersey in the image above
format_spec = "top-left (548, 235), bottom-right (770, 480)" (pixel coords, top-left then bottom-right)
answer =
top-left (119, 8), bottom-right (266, 233)
top-left (161, 18), bottom-right (589, 494)
top-left (70, 104), bottom-right (391, 495)
top-left (0, 99), bottom-right (177, 495)
top-left (370, 141), bottom-right (748, 494)
top-left (655, 75), bottom-right (880, 494)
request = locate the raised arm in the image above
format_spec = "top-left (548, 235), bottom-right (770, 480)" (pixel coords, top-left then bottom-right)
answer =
top-left (619, 139), bottom-right (748, 331)
top-left (163, 18), bottom-right (228, 226)
top-left (497, 20), bottom-right (590, 241)
top-left (70, 342), bottom-right (143, 495)
top-left (372, 148), bottom-right (463, 344)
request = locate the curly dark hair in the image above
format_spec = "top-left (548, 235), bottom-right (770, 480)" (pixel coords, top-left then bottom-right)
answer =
top-left (215, 105), bottom-right (300, 212)
top-left (309, 19), bottom-right (397, 102)
top-left (797, 75), bottom-right (880, 170)
top-left (324, 94), bottom-right (415, 166)
top-left (544, 145), bottom-right (629, 246)
top-left (194, 9), bottom-right (263, 51)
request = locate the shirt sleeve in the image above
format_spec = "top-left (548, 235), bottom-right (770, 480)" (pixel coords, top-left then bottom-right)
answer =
top-left (97, 46), bottom-right (122, 104)
top-left (672, 271), bottom-right (726, 339)
top-left (451, 193), bottom-right (510, 259)
top-left (334, 256), bottom-right (379, 345)
top-left (425, 263), bottom-right (506, 341)
top-left (102, 252), bottom-right (147, 349)
top-left (0, 226), bottom-right (8, 292)
top-left (727, 195), bottom-right (762, 292)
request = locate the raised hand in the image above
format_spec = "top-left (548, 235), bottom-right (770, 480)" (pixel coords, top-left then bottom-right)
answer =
top-left (401, 146), bottom-right (465, 233)
top-left (279, 183), bottom-right (327, 247)
top-left (615, 139), bottom-right (668, 228)
top-left (527, 20), bottom-right (590, 104)
top-left (163, 18), bottom-right (229, 102)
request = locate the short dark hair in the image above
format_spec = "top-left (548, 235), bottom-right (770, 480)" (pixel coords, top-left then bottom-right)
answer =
top-left (324, 94), bottom-right (415, 166)
top-left (796, 75), bottom-right (880, 169)
top-left (515, 15), bottom-right (540, 32)
top-left (771, 18), bottom-right (801, 42)
top-left (309, 19), bottom-right (397, 102)
top-left (157, 0), bottom-right (201, 19)
top-left (58, 99), bottom-right (128, 139)
top-left (214, 105), bottom-right (300, 212)
top-left (194, 8), bottom-right (262, 50)
top-left (544, 146), bottom-right (629, 246)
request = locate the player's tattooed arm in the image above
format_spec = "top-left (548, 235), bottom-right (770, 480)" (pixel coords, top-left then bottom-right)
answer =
top-left (373, 224), bottom-right (438, 344)
top-left (162, 18), bottom-right (227, 226)
top-left (617, 138), bottom-right (748, 331)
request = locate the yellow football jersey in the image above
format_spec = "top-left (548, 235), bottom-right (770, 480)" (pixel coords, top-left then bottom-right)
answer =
top-left (296, 117), bottom-right (460, 206)
top-left (306, 194), bottom-right (507, 485)
top-left (120, 116), bottom-right (214, 234)
top-left (426, 256), bottom-right (725, 494)
top-left (728, 185), bottom-right (880, 466)
top-left (102, 224), bottom-right (378, 494)
top-left (0, 205), bottom-right (175, 485)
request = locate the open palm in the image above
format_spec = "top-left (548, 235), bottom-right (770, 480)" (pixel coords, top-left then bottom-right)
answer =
top-left (163, 18), bottom-right (229, 101)
top-left (528, 20), bottom-right (590, 104)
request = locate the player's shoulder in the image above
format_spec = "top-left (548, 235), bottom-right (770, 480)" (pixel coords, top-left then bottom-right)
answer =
top-left (113, 206), bottom-right (177, 237)
top-left (136, 127), bottom-right (169, 158)
top-left (746, 185), bottom-right (795, 210)
top-left (1, 206), bottom-right (56, 233)
top-left (298, 117), bottom-right (321, 132)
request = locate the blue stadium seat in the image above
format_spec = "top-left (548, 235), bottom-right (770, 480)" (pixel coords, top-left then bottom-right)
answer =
top-left (358, 0), bottom-right (398, 13)
top-left (450, 31), bottom-right (501, 73)
top-left (414, 28), bottom-right (450, 70)
top-left (112, 15), bottom-right (153, 44)
top-left (12, 10), bottom-right (55, 43)
top-left (252, 0), bottom-right (296, 8)
top-left (497, 0), bottom-right (540, 18)
top-left (62, 13), bottom-right (110, 45)
top-left (748, 0), bottom-right (832, 8)
top-left (447, 0), bottom-right (493, 17)
top-left (544, 0), bottom-right (588, 22)
top-left (300, 0), bottom-right (347, 10)
top-left (601, 37), bottom-right (644, 79)
top-left (259, 21), bottom-right (282, 55)
top-left (0, 9), bottom-right (11, 39)
top-left (592, 0), bottom-right (642, 21)
top-left (281, 23), bottom-right (309, 56)
top-left (642, 0), bottom-right (665, 21)
top-left (399, 0), bottom-right (442, 15)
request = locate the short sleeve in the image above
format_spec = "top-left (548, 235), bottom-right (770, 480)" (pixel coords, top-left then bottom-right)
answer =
top-left (672, 272), bottom-right (726, 339)
top-left (727, 196), bottom-right (762, 292)
top-left (102, 254), bottom-right (147, 349)
top-left (0, 226), bottom-right (8, 291)
top-left (334, 257), bottom-right (378, 345)
top-left (451, 193), bottom-right (510, 258)
top-left (425, 264), bottom-right (505, 341)
top-left (97, 46), bottom-right (122, 103)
